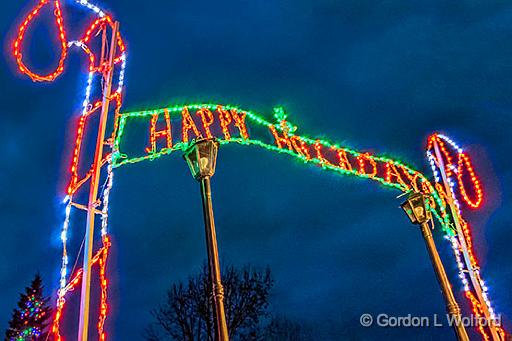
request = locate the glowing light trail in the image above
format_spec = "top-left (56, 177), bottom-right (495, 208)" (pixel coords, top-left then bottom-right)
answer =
top-left (10, 0), bottom-right (506, 339)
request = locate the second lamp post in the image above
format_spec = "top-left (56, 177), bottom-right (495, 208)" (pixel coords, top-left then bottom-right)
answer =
top-left (184, 138), bottom-right (229, 341)
top-left (401, 192), bottom-right (469, 341)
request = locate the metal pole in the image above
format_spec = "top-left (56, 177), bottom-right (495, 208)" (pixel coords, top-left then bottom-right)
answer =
top-left (419, 221), bottom-right (469, 341)
top-left (199, 176), bottom-right (229, 341)
top-left (78, 22), bottom-right (119, 341)
top-left (432, 140), bottom-right (501, 341)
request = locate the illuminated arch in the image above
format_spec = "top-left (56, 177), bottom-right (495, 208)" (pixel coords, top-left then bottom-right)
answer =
top-left (10, 0), bottom-right (506, 340)
top-left (112, 104), bottom-right (450, 227)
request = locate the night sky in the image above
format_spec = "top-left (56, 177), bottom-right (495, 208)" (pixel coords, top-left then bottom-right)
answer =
top-left (1, 1), bottom-right (512, 340)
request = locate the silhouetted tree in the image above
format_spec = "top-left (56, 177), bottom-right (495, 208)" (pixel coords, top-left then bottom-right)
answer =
top-left (5, 274), bottom-right (52, 341)
top-left (145, 264), bottom-right (274, 340)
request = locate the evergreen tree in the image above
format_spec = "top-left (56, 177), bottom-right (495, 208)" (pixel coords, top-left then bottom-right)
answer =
top-left (5, 274), bottom-right (52, 341)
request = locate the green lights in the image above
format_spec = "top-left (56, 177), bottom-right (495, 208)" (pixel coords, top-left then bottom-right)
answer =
top-left (112, 103), bottom-right (454, 235)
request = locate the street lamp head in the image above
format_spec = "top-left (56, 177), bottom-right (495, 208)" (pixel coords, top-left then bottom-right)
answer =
top-left (183, 138), bottom-right (219, 180)
top-left (401, 192), bottom-right (430, 225)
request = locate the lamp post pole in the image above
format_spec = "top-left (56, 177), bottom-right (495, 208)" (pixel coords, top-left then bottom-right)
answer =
top-left (401, 193), bottom-right (469, 341)
top-left (200, 176), bottom-right (229, 341)
top-left (418, 220), bottom-right (469, 341)
top-left (184, 139), bottom-right (229, 341)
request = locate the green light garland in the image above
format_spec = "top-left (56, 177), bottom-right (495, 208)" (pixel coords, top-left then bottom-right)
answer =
top-left (112, 103), bottom-right (454, 235)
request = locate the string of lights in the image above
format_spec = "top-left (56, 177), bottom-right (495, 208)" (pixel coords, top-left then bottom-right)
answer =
top-left (13, 0), bottom-right (126, 338)
top-left (112, 104), bottom-right (452, 232)
top-left (13, 0), bottom-right (68, 82)
top-left (113, 105), bottom-right (505, 339)
top-left (51, 240), bottom-right (110, 341)
top-left (427, 134), bottom-right (504, 339)
top-left (11, 0), bottom-right (506, 339)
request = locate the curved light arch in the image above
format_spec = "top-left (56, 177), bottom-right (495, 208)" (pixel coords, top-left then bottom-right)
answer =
top-left (111, 103), bottom-right (504, 339)
top-left (112, 104), bottom-right (452, 233)
top-left (9, 0), bottom-right (506, 339)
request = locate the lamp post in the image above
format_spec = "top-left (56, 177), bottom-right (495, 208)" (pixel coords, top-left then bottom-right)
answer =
top-left (184, 138), bottom-right (229, 341)
top-left (401, 193), bottom-right (469, 341)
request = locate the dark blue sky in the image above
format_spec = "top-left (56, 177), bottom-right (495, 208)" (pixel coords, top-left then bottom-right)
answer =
top-left (1, 1), bottom-right (511, 340)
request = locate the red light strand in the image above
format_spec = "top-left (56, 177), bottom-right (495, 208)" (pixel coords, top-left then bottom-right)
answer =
top-left (231, 109), bottom-right (249, 139)
top-left (13, 0), bottom-right (68, 82)
top-left (357, 153), bottom-right (378, 178)
top-left (427, 135), bottom-right (483, 209)
top-left (457, 152), bottom-right (483, 208)
top-left (196, 108), bottom-right (214, 139)
top-left (385, 161), bottom-right (410, 190)
top-left (146, 109), bottom-right (172, 154)
top-left (51, 242), bottom-right (109, 340)
top-left (97, 237), bottom-right (111, 341)
top-left (217, 106), bottom-right (233, 140)
top-left (181, 107), bottom-right (202, 142)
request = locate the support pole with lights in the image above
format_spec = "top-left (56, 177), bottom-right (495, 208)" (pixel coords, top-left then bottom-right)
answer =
top-left (184, 138), bottom-right (229, 341)
top-left (401, 193), bottom-right (469, 341)
top-left (78, 22), bottom-right (119, 341)
top-left (432, 140), bottom-right (501, 341)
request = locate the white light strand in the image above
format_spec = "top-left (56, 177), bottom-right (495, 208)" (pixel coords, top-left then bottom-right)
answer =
top-left (76, 0), bottom-right (105, 17)
top-left (67, 40), bottom-right (83, 48)
top-left (115, 53), bottom-right (127, 94)
top-left (437, 134), bottom-right (464, 154)
top-left (82, 71), bottom-right (94, 116)
top-left (426, 151), bottom-right (440, 182)
top-left (429, 136), bottom-right (499, 327)
top-left (56, 0), bottom-right (115, 302)
top-left (100, 162), bottom-right (114, 237)
top-left (444, 165), bottom-right (493, 306)
top-left (446, 235), bottom-right (471, 292)
top-left (59, 197), bottom-right (73, 290)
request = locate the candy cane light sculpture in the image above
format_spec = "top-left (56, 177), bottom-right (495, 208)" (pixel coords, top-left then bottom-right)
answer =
top-left (11, 0), bottom-right (507, 340)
